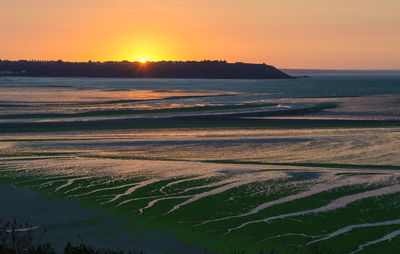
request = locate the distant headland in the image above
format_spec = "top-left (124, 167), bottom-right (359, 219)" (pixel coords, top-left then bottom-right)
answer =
top-left (283, 68), bottom-right (400, 76)
top-left (0, 60), bottom-right (293, 79)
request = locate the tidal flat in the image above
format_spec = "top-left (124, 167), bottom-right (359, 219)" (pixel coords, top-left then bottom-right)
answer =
top-left (1, 76), bottom-right (400, 253)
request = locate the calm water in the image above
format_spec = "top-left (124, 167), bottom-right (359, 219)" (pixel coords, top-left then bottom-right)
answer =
top-left (1, 75), bottom-right (400, 253)
top-left (1, 75), bottom-right (400, 120)
top-left (1, 75), bottom-right (400, 96)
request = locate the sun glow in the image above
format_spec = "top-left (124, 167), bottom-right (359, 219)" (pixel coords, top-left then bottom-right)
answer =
top-left (139, 59), bottom-right (148, 63)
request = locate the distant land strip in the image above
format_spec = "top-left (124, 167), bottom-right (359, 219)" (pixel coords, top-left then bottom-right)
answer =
top-left (0, 60), bottom-right (293, 79)
top-left (283, 69), bottom-right (400, 76)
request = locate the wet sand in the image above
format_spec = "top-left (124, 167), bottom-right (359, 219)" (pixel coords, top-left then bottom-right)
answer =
top-left (0, 185), bottom-right (206, 254)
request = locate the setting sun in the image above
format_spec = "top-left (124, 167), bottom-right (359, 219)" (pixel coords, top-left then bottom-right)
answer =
top-left (139, 59), bottom-right (148, 63)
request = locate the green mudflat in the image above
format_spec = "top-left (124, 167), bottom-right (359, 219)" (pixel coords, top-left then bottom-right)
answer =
top-left (1, 76), bottom-right (400, 253)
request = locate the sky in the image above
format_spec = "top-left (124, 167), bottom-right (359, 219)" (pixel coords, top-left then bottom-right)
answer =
top-left (0, 0), bottom-right (399, 69)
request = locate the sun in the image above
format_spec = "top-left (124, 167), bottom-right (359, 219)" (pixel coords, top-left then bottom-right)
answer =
top-left (139, 59), bottom-right (148, 63)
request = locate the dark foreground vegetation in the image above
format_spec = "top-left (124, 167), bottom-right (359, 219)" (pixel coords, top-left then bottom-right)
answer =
top-left (0, 243), bottom-right (144, 254)
top-left (0, 60), bottom-right (292, 79)
top-left (0, 219), bottom-right (334, 254)
top-left (0, 218), bottom-right (144, 254)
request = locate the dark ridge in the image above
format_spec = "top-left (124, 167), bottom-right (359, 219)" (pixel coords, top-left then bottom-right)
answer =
top-left (1, 117), bottom-right (399, 133)
top-left (202, 160), bottom-right (400, 170)
top-left (0, 59), bottom-right (293, 79)
top-left (0, 103), bottom-right (277, 119)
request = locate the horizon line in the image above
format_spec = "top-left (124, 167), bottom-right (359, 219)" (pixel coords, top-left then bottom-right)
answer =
top-left (1, 59), bottom-right (399, 71)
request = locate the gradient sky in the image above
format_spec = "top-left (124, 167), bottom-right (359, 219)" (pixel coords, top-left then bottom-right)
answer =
top-left (1, 0), bottom-right (399, 69)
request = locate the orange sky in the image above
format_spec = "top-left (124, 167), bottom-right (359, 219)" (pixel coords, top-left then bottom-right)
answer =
top-left (1, 0), bottom-right (399, 69)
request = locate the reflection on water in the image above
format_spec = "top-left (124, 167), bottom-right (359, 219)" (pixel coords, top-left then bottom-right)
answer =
top-left (1, 76), bottom-right (400, 122)
top-left (1, 76), bottom-right (400, 253)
